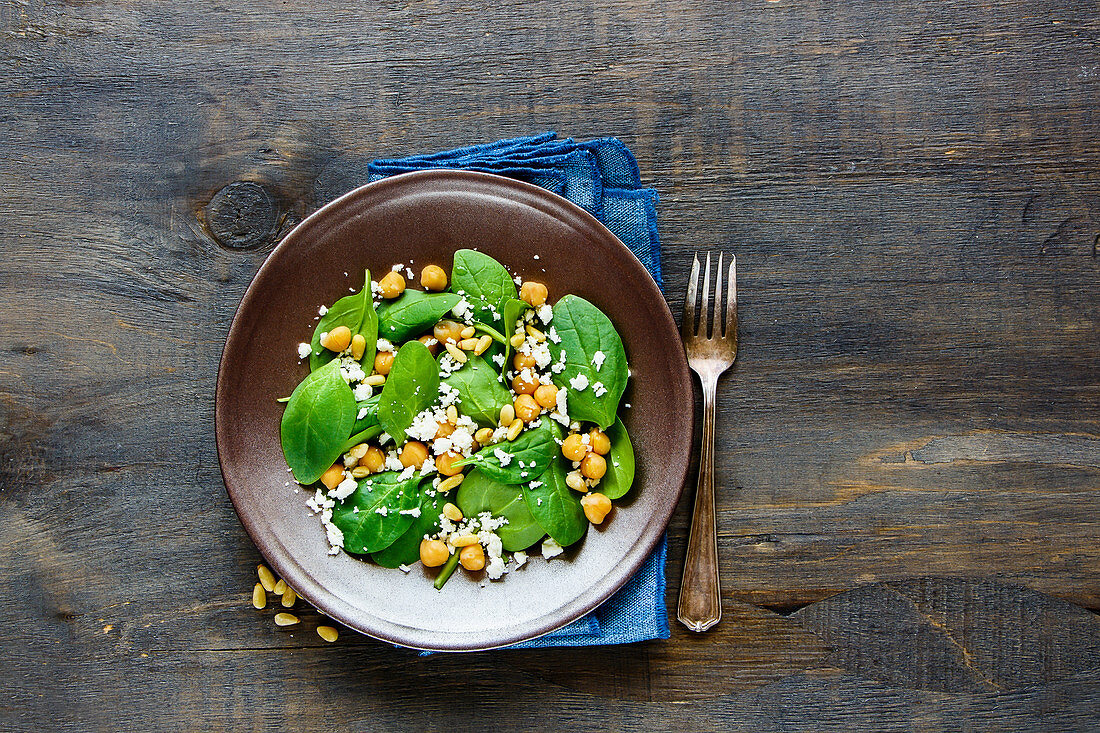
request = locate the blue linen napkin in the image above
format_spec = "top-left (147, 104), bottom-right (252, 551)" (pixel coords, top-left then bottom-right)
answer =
top-left (369, 133), bottom-right (669, 649)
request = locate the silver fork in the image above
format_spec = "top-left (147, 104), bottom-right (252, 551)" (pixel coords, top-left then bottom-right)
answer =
top-left (677, 252), bottom-right (737, 632)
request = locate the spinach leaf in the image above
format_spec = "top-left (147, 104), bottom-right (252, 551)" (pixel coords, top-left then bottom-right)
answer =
top-left (457, 469), bottom-right (546, 552)
top-left (600, 417), bottom-right (635, 500)
top-left (350, 394), bottom-right (381, 436)
top-left (373, 483), bottom-right (446, 568)
top-left (377, 340), bottom-right (440, 444)
top-left (439, 353), bottom-right (512, 427)
top-left (523, 456), bottom-right (587, 546)
top-left (550, 294), bottom-right (628, 428)
top-left (455, 419), bottom-right (560, 484)
top-left (340, 425), bottom-right (382, 454)
top-left (332, 471), bottom-right (421, 554)
top-left (501, 297), bottom-right (531, 376)
top-left (433, 551), bottom-right (460, 590)
top-left (377, 290), bottom-right (461, 342)
top-left (280, 360), bottom-right (357, 484)
top-left (450, 249), bottom-right (516, 326)
top-left (309, 270), bottom-right (377, 372)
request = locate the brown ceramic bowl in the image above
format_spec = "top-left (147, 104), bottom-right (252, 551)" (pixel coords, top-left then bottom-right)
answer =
top-left (216, 170), bottom-right (693, 651)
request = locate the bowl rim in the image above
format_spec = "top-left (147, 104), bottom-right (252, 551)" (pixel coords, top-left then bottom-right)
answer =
top-left (215, 169), bottom-right (694, 651)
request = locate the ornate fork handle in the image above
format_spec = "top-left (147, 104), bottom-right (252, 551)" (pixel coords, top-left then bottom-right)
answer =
top-left (677, 369), bottom-right (721, 631)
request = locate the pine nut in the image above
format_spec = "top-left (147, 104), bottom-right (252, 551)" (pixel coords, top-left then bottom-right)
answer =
top-left (274, 612), bottom-right (299, 627)
top-left (348, 443), bottom-right (369, 461)
top-left (317, 625), bottom-right (339, 643)
top-left (350, 466), bottom-right (372, 478)
top-left (281, 586), bottom-right (297, 607)
top-left (474, 334), bottom-right (492, 355)
top-left (458, 338), bottom-right (479, 350)
top-left (350, 333), bottom-right (367, 361)
top-left (446, 405), bottom-right (459, 423)
top-left (257, 564), bottom-right (276, 592)
top-left (438, 474), bottom-right (465, 493)
top-left (507, 419), bottom-right (524, 441)
top-left (364, 374), bottom-right (386, 386)
top-left (460, 326), bottom-right (476, 339)
top-left (474, 427), bottom-right (495, 445)
top-left (445, 342), bottom-right (468, 363)
top-left (442, 502), bottom-right (464, 521)
top-left (449, 534), bottom-right (479, 548)
top-left (525, 325), bottom-right (546, 342)
top-left (509, 333), bottom-right (526, 349)
top-left (273, 579), bottom-right (287, 596)
top-left (498, 404), bottom-right (515, 427)
top-left (252, 583), bottom-right (267, 609)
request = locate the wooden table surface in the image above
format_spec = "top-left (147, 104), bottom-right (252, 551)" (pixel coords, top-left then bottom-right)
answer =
top-left (3, 1), bottom-right (1099, 730)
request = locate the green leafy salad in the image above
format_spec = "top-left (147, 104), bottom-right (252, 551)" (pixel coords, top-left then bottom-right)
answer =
top-left (280, 249), bottom-right (634, 587)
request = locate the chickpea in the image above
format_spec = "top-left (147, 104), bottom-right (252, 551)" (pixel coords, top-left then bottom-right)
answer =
top-left (435, 451), bottom-right (464, 477)
top-left (373, 350), bottom-right (395, 376)
top-left (419, 539), bottom-right (449, 567)
top-left (580, 452), bottom-right (607, 480)
top-left (378, 270), bottom-right (406, 298)
top-left (399, 441), bottom-right (429, 469)
top-left (513, 352), bottom-right (537, 370)
top-left (588, 429), bottom-right (611, 455)
top-left (520, 280), bottom-right (548, 307)
top-left (511, 372), bottom-right (540, 395)
top-left (561, 433), bottom-right (589, 462)
top-left (459, 543), bottom-right (486, 571)
top-left (534, 384), bottom-right (559, 410)
top-left (580, 492), bottom-right (612, 524)
top-left (320, 325), bottom-right (352, 353)
top-left (360, 446), bottom-right (385, 472)
top-left (565, 470), bottom-right (588, 493)
top-left (435, 421), bottom-right (456, 439)
top-left (434, 319), bottom-right (465, 345)
top-left (418, 334), bottom-right (440, 356)
top-left (320, 464), bottom-right (344, 490)
top-left (420, 265), bottom-right (448, 292)
top-left (514, 394), bottom-right (541, 422)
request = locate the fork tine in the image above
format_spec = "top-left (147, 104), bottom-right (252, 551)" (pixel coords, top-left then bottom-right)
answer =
top-left (700, 251), bottom-right (712, 338)
top-left (726, 254), bottom-right (737, 338)
top-left (713, 252), bottom-right (724, 336)
top-left (682, 253), bottom-right (699, 341)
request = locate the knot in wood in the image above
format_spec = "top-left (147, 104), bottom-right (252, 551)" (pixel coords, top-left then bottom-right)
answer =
top-left (205, 181), bottom-right (278, 250)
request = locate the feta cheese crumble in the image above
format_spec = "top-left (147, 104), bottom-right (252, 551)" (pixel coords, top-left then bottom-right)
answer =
top-left (331, 476), bottom-right (358, 501)
top-left (297, 342), bottom-right (312, 359)
top-left (542, 538), bottom-right (564, 558)
top-left (592, 350), bottom-right (605, 370)
top-left (569, 373), bottom-right (589, 391)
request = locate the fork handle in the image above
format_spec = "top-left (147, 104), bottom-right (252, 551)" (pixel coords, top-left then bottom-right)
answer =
top-left (677, 372), bottom-right (721, 632)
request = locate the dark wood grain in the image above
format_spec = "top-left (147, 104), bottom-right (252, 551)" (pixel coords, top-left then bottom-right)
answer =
top-left (2, 0), bottom-right (1099, 729)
